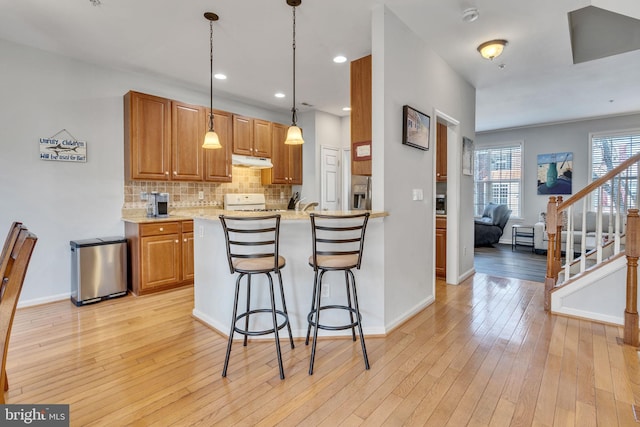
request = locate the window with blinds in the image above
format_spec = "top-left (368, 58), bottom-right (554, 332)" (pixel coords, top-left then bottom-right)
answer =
top-left (591, 130), bottom-right (640, 212)
top-left (474, 144), bottom-right (522, 217)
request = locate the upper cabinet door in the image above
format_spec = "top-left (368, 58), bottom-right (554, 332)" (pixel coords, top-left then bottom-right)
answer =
top-left (125, 91), bottom-right (171, 180)
top-left (204, 109), bottom-right (233, 182)
top-left (172, 101), bottom-right (205, 181)
top-left (253, 119), bottom-right (272, 158)
top-left (232, 114), bottom-right (253, 156)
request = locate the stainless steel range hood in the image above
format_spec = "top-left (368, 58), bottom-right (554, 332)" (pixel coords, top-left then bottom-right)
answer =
top-left (231, 154), bottom-right (273, 169)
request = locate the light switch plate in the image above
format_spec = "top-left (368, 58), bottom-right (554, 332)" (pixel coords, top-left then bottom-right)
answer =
top-left (412, 189), bottom-right (424, 201)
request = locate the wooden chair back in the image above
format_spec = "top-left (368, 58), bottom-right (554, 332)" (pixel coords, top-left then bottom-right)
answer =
top-left (0, 226), bottom-right (37, 403)
top-left (0, 222), bottom-right (22, 299)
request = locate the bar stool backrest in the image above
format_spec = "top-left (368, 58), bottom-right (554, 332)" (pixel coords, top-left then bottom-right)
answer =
top-left (219, 214), bottom-right (282, 274)
top-left (309, 212), bottom-right (370, 271)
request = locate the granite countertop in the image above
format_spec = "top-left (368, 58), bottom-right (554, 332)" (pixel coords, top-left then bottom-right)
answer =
top-left (122, 208), bottom-right (388, 223)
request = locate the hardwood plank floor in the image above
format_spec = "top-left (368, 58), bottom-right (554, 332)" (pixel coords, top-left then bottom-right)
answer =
top-left (474, 244), bottom-right (548, 283)
top-left (5, 273), bottom-right (639, 426)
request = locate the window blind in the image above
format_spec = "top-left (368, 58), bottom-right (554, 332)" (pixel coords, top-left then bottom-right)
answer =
top-left (474, 144), bottom-right (522, 217)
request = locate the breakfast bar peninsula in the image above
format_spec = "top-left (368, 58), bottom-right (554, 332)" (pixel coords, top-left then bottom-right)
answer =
top-left (192, 210), bottom-right (388, 338)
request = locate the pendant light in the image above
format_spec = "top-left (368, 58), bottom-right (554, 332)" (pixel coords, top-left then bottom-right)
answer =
top-left (202, 12), bottom-right (222, 149)
top-left (284, 0), bottom-right (304, 145)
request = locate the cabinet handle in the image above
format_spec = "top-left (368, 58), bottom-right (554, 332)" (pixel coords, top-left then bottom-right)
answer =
top-left (165, 171), bottom-right (169, 175)
top-left (159, 227), bottom-right (164, 231)
top-left (183, 238), bottom-right (187, 242)
top-left (173, 171), bottom-right (177, 175)
top-left (175, 240), bottom-right (179, 244)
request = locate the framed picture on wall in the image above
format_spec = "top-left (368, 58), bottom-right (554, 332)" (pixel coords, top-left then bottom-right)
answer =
top-left (462, 137), bottom-right (474, 176)
top-left (402, 105), bottom-right (430, 151)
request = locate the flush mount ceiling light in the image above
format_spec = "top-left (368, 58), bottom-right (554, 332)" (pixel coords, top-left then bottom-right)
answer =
top-left (202, 12), bottom-right (222, 150)
top-left (284, 0), bottom-right (304, 145)
top-left (477, 39), bottom-right (508, 60)
top-left (333, 55), bottom-right (347, 63)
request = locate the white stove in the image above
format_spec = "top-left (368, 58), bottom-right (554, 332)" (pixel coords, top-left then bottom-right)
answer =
top-left (223, 193), bottom-right (270, 211)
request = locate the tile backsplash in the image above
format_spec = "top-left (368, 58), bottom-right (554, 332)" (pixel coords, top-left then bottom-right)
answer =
top-left (123, 166), bottom-right (292, 209)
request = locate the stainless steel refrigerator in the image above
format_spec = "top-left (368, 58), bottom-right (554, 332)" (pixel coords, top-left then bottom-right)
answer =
top-left (350, 175), bottom-right (372, 210)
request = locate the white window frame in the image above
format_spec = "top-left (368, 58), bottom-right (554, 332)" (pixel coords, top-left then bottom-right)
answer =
top-left (589, 128), bottom-right (640, 212)
top-left (473, 141), bottom-right (523, 219)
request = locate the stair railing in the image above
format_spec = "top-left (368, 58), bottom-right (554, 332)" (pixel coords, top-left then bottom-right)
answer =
top-left (544, 152), bottom-right (640, 345)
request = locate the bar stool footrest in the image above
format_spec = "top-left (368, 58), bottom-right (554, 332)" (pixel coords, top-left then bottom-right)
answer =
top-left (234, 309), bottom-right (289, 337)
top-left (307, 304), bottom-right (361, 331)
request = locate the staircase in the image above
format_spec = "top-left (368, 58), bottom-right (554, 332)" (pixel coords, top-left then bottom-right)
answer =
top-left (544, 152), bottom-right (640, 346)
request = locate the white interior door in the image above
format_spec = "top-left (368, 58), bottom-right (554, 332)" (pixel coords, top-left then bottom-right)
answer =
top-left (320, 145), bottom-right (340, 211)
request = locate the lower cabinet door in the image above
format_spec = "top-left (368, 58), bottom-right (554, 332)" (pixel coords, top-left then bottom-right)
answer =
top-left (182, 231), bottom-right (194, 282)
top-left (140, 234), bottom-right (181, 290)
top-left (435, 228), bottom-right (446, 278)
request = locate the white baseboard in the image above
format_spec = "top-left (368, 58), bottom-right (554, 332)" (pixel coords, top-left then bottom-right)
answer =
top-left (18, 292), bottom-right (70, 308)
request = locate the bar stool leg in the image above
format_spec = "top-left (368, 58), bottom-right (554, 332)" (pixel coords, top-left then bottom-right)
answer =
top-left (276, 270), bottom-right (295, 349)
top-left (348, 270), bottom-right (369, 370)
top-left (266, 273), bottom-right (285, 380)
top-left (243, 274), bottom-right (251, 347)
top-left (305, 270), bottom-right (319, 346)
top-left (222, 273), bottom-right (243, 377)
top-left (308, 270), bottom-right (325, 375)
top-left (344, 271), bottom-right (357, 341)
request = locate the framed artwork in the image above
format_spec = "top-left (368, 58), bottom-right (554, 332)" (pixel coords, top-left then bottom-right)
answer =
top-left (537, 152), bottom-right (573, 195)
top-left (462, 137), bottom-right (474, 176)
top-left (402, 105), bottom-right (430, 151)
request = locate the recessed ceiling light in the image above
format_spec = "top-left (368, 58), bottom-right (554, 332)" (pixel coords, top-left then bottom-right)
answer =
top-left (342, 107), bottom-right (351, 111)
top-left (275, 92), bottom-right (286, 98)
top-left (214, 73), bottom-right (227, 80)
top-left (333, 55), bottom-right (347, 63)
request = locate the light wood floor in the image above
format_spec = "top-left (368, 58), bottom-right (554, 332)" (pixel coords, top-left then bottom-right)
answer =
top-left (6, 274), bottom-right (640, 426)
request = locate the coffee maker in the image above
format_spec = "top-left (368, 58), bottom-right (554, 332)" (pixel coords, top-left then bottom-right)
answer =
top-left (147, 192), bottom-right (169, 218)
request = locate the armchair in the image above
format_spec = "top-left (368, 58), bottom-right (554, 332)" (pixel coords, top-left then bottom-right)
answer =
top-left (474, 203), bottom-right (512, 247)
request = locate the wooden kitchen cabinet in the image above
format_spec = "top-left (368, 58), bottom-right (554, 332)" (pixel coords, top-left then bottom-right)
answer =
top-left (172, 100), bottom-right (205, 181)
top-left (262, 122), bottom-right (303, 185)
top-left (125, 220), bottom-right (194, 295)
top-left (204, 109), bottom-right (233, 182)
top-left (125, 91), bottom-right (207, 182)
top-left (125, 91), bottom-right (171, 180)
top-left (232, 115), bottom-right (272, 158)
top-left (350, 55), bottom-right (372, 176)
top-left (436, 122), bottom-right (447, 182)
top-left (435, 216), bottom-right (446, 278)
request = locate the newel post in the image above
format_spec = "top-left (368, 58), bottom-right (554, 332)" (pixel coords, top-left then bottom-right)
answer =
top-left (624, 209), bottom-right (639, 347)
top-left (544, 196), bottom-right (558, 311)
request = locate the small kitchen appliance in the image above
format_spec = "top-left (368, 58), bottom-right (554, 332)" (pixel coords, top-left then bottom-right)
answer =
top-left (147, 192), bottom-right (169, 218)
top-left (223, 193), bottom-right (284, 211)
top-left (435, 194), bottom-right (446, 214)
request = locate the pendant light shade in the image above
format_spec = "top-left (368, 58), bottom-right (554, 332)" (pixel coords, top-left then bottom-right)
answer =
top-left (203, 12), bottom-right (222, 149)
top-left (285, 125), bottom-right (304, 145)
top-left (284, 0), bottom-right (304, 145)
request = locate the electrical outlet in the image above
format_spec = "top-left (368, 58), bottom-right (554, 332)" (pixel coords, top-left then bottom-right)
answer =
top-left (321, 284), bottom-right (330, 298)
top-left (198, 226), bottom-right (204, 238)
top-left (198, 191), bottom-right (204, 200)
top-left (140, 191), bottom-right (148, 201)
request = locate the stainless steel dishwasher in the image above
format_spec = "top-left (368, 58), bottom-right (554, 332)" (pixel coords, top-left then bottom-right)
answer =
top-left (70, 237), bottom-right (128, 306)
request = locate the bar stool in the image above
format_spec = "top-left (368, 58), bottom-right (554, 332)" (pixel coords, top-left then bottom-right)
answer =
top-left (219, 214), bottom-right (294, 380)
top-left (306, 212), bottom-right (370, 375)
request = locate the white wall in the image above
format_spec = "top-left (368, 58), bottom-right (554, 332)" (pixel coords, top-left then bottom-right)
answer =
top-left (476, 112), bottom-right (640, 236)
top-left (372, 6), bottom-right (476, 328)
top-left (0, 38), bottom-right (292, 305)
